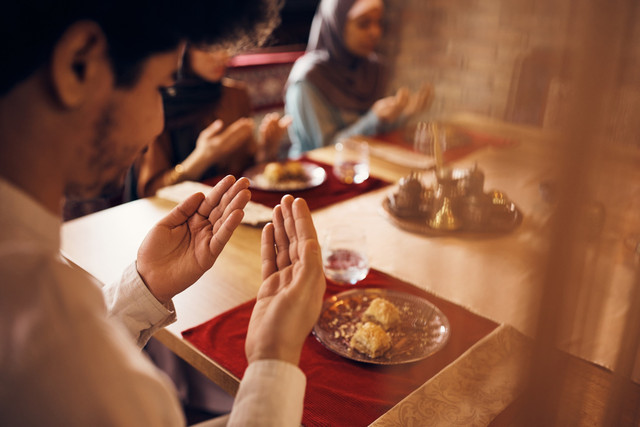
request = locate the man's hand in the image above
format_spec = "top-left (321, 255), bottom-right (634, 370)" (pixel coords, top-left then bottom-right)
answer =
top-left (245, 195), bottom-right (326, 366)
top-left (136, 176), bottom-right (251, 303)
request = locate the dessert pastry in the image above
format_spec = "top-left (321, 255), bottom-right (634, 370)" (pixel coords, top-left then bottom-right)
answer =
top-left (363, 298), bottom-right (401, 330)
top-left (349, 321), bottom-right (391, 358)
top-left (282, 160), bottom-right (305, 179)
top-left (262, 160), bottom-right (307, 184)
top-left (263, 162), bottom-right (286, 183)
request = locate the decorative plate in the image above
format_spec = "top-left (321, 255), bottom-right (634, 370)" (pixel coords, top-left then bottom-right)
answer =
top-left (313, 288), bottom-right (450, 364)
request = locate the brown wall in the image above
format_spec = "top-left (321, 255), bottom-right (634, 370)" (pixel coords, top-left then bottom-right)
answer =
top-left (382, 0), bottom-right (640, 146)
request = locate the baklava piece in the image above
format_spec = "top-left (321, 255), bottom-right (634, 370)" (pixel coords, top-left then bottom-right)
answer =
top-left (263, 162), bottom-right (286, 183)
top-left (350, 321), bottom-right (391, 358)
top-left (283, 160), bottom-right (306, 180)
top-left (263, 161), bottom-right (307, 184)
top-left (363, 298), bottom-right (401, 330)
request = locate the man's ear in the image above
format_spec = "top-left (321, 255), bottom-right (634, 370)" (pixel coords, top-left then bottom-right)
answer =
top-left (49, 21), bottom-right (110, 108)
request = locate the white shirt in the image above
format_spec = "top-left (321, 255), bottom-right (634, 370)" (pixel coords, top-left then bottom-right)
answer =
top-left (0, 178), bottom-right (305, 426)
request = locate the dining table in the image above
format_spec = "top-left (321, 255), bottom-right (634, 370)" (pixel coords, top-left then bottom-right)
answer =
top-left (60, 112), bottom-right (640, 425)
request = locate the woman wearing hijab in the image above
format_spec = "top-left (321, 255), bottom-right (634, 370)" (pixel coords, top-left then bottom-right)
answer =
top-left (285, 0), bottom-right (433, 158)
top-left (131, 45), bottom-right (291, 199)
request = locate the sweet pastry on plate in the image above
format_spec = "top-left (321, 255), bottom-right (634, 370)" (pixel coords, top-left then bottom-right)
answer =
top-left (262, 162), bottom-right (285, 183)
top-left (363, 297), bottom-right (401, 330)
top-left (349, 321), bottom-right (392, 358)
top-left (263, 160), bottom-right (308, 184)
top-left (283, 160), bottom-right (305, 179)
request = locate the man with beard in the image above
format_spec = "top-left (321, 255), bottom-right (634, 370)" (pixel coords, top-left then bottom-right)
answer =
top-left (0, 1), bottom-right (326, 426)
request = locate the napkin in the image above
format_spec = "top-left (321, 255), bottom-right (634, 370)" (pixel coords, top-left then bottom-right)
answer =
top-left (369, 143), bottom-right (435, 169)
top-left (182, 269), bottom-right (499, 427)
top-left (155, 181), bottom-right (273, 226)
top-left (155, 180), bottom-right (214, 203)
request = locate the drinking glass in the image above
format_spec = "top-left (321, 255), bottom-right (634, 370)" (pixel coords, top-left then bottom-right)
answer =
top-left (413, 121), bottom-right (431, 155)
top-left (333, 138), bottom-right (370, 184)
top-left (322, 225), bottom-right (370, 285)
top-left (414, 121), bottom-right (448, 171)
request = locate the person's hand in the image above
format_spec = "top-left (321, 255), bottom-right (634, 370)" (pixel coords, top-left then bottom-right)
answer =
top-left (136, 176), bottom-right (251, 303)
top-left (256, 113), bottom-right (292, 163)
top-left (245, 195), bottom-right (326, 366)
top-left (184, 118), bottom-right (255, 179)
top-left (372, 87), bottom-right (409, 123)
top-left (403, 83), bottom-right (434, 118)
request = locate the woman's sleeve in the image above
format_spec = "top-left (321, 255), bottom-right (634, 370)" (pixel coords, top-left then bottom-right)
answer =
top-left (285, 80), bottom-right (343, 157)
top-left (285, 80), bottom-right (398, 157)
top-left (334, 109), bottom-right (381, 141)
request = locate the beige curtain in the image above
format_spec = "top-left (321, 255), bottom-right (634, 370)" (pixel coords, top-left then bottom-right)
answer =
top-left (518, 0), bottom-right (640, 424)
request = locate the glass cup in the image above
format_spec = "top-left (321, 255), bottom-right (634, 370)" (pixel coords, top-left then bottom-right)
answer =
top-left (413, 121), bottom-right (431, 155)
top-left (322, 225), bottom-right (370, 285)
top-left (333, 138), bottom-right (370, 184)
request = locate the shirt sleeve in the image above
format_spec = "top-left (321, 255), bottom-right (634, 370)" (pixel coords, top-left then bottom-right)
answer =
top-left (334, 109), bottom-right (381, 140)
top-left (224, 360), bottom-right (306, 427)
top-left (102, 262), bottom-right (177, 348)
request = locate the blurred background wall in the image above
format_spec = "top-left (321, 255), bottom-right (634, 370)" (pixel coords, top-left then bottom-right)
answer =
top-left (382, 0), bottom-right (640, 147)
top-left (380, 0), bottom-right (640, 423)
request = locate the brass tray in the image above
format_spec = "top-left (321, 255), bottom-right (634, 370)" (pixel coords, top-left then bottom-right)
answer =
top-left (381, 193), bottom-right (523, 237)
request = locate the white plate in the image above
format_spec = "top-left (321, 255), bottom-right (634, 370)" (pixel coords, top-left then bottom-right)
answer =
top-left (313, 288), bottom-right (450, 365)
top-left (244, 161), bottom-right (327, 192)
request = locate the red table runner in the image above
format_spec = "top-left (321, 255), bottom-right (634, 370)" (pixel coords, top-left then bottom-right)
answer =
top-left (182, 269), bottom-right (499, 426)
top-left (203, 158), bottom-right (390, 211)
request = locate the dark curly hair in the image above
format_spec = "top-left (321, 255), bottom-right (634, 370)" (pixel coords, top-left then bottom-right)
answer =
top-left (0, 0), bottom-right (282, 95)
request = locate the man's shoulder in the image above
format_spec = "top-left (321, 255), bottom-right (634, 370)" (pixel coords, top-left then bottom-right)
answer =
top-left (0, 241), bottom-right (57, 281)
top-left (0, 241), bottom-right (105, 319)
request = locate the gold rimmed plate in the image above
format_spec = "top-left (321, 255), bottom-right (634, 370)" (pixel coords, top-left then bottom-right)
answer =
top-left (313, 288), bottom-right (450, 365)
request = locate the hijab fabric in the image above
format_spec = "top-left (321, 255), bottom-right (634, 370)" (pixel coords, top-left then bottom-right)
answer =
top-left (159, 46), bottom-right (224, 165)
top-left (162, 47), bottom-right (223, 130)
top-left (287, 0), bottom-right (387, 112)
